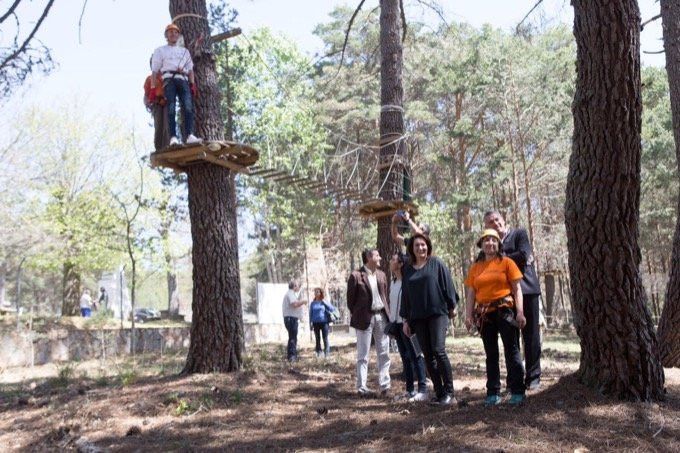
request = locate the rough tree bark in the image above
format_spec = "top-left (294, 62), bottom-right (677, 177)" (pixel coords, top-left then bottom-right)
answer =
top-left (170, 0), bottom-right (243, 373)
top-left (565, 0), bottom-right (664, 400)
top-left (62, 261), bottom-right (80, 316)
top-left (658, 0), bottom-right (680, 367)
top-left (377, 0), bottom-right (405, 272)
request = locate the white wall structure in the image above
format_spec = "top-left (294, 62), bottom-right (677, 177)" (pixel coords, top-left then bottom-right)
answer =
top-left (255, 282), bottom-right (310, 344)
top-left (257, 282), bottom-right (288, 324)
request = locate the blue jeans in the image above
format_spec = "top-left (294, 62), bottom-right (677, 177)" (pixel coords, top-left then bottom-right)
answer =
top-left (163, 78), bottom-right (194, 139)
top-left (284, 316), bottom-right (299, 360)
top-left (394, 324), bottom-right (427, 393)
top-left (312, 322), bottom-right (330, 355)
top-left (80, 307), bottom-right (91, 317)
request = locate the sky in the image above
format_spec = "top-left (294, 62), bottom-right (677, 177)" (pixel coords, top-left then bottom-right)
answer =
top-left (2, 0), bottom-right (665, 135)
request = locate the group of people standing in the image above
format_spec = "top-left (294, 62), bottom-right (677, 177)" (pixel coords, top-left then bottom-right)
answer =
top-left (282, 281), bottom-right (339, 361)
top-left (346, 209), bottom-right (542, 407)
top-left (280, 209), bottom-right (542, 407)
top-left (79, 287), bottom-right (108, 317)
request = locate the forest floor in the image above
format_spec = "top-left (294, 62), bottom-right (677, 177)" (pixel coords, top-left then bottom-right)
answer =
top-left (1, 330), bottom-right (679, 452)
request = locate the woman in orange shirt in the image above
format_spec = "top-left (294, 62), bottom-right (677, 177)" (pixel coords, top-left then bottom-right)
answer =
top-left (465, 229), bottom-right (527, 406)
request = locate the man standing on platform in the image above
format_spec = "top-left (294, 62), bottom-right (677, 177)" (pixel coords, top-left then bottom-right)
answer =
top-left (347, 248), bottom-right (391, 396)
top-left (484, 210), bottom-right (542, 390)
top-left (150, 23), bottom-right (201, 146)
top-left (282, 280), bottom-right (306, 362)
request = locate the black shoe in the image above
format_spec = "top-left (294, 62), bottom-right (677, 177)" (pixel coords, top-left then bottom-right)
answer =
top-left (527, 380), bottom-right (541, 391)
top-left (437, 394), bottom-right (456, 406)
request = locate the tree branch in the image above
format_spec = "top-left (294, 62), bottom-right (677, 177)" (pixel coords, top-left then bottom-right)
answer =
top-left (413, 0), bottom-right (448, 27)
top-left (641, 13), bottom-right (661, 31)
top-left (0, 0), bottom-right (55, 71)
top-left (0, 0), bottom-right (21, 24)
top-left (399, 0), bottom-right (407, 43)
top-left (338, 0), bottom-right (366, 72)
top-left (210, 27), bottom-right (241, 44)
top-left (78, 0), bottom-right (89, 44)
top-left (515, 0), bottom-right (544, 34)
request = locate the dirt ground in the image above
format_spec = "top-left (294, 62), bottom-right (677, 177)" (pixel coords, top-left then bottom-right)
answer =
top-left (1, 330), bottom-right (678, 452)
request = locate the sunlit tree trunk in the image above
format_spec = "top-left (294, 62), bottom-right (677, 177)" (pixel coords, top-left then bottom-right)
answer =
top-left (377, 0), bottom-right (405, 271)
top-left (565, 0), bottom-right (664, 400)
top-left (170, 0), bottom-right (243, 373)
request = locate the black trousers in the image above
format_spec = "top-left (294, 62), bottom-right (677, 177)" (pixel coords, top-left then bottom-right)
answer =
top-left (394, 324), bottom-right (427, 393)
top-left (481, 309), bottom-right (525, 396)
top-left (522, 294), bottom-right (542, 385)
top-left (313, 322), bottom-right (330, 355)
top-left (284, 316), bottom-right (299, 360)
top-left (412, 314), bottom-right (454, 398)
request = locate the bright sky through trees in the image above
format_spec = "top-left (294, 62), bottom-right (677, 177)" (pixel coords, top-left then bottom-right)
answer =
top-left (0, 0), bottom-right (663, 136)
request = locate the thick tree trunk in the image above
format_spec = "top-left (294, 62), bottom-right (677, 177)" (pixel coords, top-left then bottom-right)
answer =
top-left (62, 261), bottom-right (80, 316)
top-left (0, 261), bottom-right (6, 307)
top-left (377, 0), bottom-right (405, 272)
top-left (565, 0), bottom-right (664, 400)
top-left (658, 0), bottom-right (680, 367)
top-left (170, 0), bottom-right (243, 373)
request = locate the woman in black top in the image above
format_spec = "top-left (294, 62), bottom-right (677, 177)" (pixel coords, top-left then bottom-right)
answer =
top-left (400, 233), bottom-right (458, 405)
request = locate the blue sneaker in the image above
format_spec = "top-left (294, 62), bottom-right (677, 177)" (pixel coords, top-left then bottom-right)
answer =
top-left (484, 395), bottom-right (502, 407)
top-left (508, 393), bottom-right (526, 406)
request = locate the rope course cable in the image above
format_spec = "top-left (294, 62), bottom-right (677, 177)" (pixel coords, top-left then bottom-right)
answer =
top-left (224, 31), bottom-right (417, 209)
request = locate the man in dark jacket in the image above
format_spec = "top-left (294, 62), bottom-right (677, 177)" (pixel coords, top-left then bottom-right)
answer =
top-left (484, 210), bottom-right (542, 390)
top-left (347, 248), bottom-right (391, 396)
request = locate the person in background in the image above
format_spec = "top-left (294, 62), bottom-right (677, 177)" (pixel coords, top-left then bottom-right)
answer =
top-left (98, 287), bottom-right (109, 312)
top-left (80, 289), bottom-right (93, 317)
top-left (347, 248), bottom-right (391, 397)
top-left (483, 210), bottom-right (542, 390)
top-left (401, 234), bottom-right (458, 406)
top-left (282, 280), bottom-right (307, 362)
top-left (309, 288), bottom-right (337, 358)
top-left (465, 229), bottom-right (527, 406)
top-left (388, 252), bottom-right (428, 402)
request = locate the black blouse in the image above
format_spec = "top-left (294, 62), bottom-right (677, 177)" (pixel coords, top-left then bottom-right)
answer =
top-left (400, 256), bottom-right (458, 321)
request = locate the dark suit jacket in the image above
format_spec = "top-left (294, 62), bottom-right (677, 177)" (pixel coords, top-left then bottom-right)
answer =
top-left (346, 266), bottom-right (389, 330)
top-left (502, 228), bottom-right (541, 295)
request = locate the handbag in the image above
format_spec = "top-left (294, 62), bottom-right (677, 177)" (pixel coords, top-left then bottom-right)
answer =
top-left (383, 321), bottom-right (401, 337)
top-left (325, 303), bottom-right (340, 323)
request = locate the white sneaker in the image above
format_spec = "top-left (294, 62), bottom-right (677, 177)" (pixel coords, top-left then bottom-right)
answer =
top-left (409, 391), bottom-right (429, 402)
top-left (169, 136), bottom-right (180, 146)
top-left (186, 134), bottom-right (201, 144)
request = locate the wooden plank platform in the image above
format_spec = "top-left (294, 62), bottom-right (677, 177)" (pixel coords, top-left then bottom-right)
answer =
top-left (150, 140), bottom-right (259, 174)
top-left (358, 199), bottom-right (419, 220)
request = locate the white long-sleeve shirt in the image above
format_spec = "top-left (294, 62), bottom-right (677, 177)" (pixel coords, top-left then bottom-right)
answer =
top-left (388, 279), bottom-right (403, 323)
top-left (151, 44), bottom-right (193, 77)
top-left (80, 293), bottom-right (92, 309)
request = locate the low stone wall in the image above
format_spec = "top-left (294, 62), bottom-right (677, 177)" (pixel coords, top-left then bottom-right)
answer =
top-left (0, 323), bottom-right (298, 367)
top-left (0, 327), bottom-right (192, 367)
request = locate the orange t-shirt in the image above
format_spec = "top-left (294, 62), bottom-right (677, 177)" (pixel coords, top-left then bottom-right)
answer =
top-left (464, 257), bottom-right (522, 304)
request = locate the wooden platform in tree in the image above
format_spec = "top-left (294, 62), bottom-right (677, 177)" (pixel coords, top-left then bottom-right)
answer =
top-left (150, 140), bottom-right (259, 174)
top-left (358, 199), bottom-right (419, 220)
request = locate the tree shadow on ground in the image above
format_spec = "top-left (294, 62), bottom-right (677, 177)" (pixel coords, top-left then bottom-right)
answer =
top-left (6, 336), bottom-right (680, 452)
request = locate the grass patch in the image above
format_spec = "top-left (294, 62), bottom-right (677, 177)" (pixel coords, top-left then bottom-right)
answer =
top-left (53, 362), bottom-right (77, 387)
